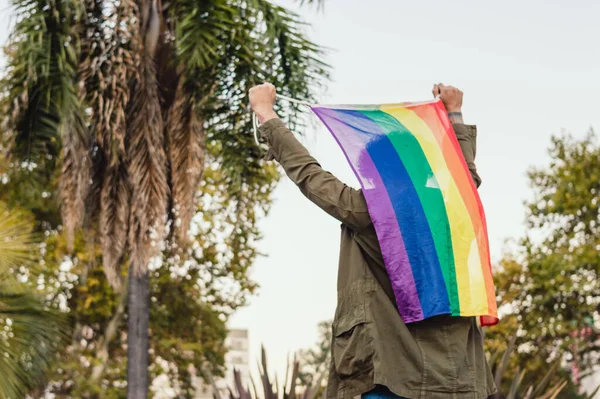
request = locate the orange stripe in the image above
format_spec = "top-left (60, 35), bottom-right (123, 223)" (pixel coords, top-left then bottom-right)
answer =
top-left (423, 102), bottom-right (496, 316)
top-left (410, 102), bottom-right (496, 317)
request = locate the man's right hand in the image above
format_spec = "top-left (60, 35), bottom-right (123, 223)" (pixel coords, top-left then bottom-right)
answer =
top-left (249, 83), bottom-right (279, 123)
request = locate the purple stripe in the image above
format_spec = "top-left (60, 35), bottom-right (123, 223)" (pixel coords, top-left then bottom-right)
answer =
top-left (311, 107), bottom-right (424, 321)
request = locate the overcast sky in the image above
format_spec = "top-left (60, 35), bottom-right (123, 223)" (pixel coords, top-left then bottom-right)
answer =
top-left (2, 0), bottom-right (600, 388)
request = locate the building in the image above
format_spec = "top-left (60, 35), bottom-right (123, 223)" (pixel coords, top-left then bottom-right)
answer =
top-left (581, 367), bottom-right (600, 399)
top-left (225, 329), bottom-right (251, 387)
top-left (194, 329), bottom-right (250, 399)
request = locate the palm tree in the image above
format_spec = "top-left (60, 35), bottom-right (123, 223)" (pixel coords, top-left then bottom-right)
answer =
top-left (1, 0), bottom-right (328, 396)
top-left (0, 203), bottom-right (65, 398)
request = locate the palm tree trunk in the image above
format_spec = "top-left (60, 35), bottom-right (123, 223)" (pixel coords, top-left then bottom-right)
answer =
top-left (127, 265), bottom-right (150, 398)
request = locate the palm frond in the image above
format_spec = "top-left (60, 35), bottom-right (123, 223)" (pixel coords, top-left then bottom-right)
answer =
top-left (296, 0), bottom-right (326, 9)
top-left (59, 99), bottom-right (90, 251)
top-left (0, 203), bottom-right (36, 271)
top-left (1, 0), bottom-right (85, 168)
top-left (166, 79), bottom-right (205, 243)
top-left (254, 0), bottom-right (329, 107)
top-left (127, 0), bottom-right (169, 274)
top-left (0, 280), bottom-right (67, 399)
top-left (100, 163), bottom-right (130, 290)
top-left (169, 1), bottom-right (237, 72)
top-left (166, 0), bottom-right (328, 209)
top-left (0, 204), bottom-right (65, 399)
top-left (1, 0), bottom-right (90, 248)
top-left (78, 0), bottom-right (138, 285)
top-left (80, 0), bottom-right (136, 163)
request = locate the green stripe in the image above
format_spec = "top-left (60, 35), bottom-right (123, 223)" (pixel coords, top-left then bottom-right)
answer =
top-left (359, 110), bottom-right (460, 314)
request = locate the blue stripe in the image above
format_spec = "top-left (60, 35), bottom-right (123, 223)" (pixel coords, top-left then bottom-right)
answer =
top-left (339, 109), bottom-right (450, 318)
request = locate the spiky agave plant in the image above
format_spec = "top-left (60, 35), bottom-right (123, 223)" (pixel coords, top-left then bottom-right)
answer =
top-left (214, 346), bottom-right (327, 399)
top-left (1, 0), bottom-right (329, 396)
top-left (488, 335), bottom-right (572, 399)
top-left (0, 203), bottom-right (65, 398)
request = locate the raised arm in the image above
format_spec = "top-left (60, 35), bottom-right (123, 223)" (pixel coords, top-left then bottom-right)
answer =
top-left (453, 122), bottom-right (481, 187)
top-left (434, 83), bottom-right (482, 187)
top-left (249, 83), bottom-right (372, 232)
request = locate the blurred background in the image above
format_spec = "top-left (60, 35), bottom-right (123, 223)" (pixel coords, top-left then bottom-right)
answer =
top-left (1, 0), bottom-right (599, 397)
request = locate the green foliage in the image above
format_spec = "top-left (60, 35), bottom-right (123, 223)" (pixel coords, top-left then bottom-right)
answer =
top-left (0, 167), bottom-right (62, 228)
top-left (296, 0), bottom-right (325, 8)
top-left (0, 202), bottom-right (66, 399)
top-left (0, 137), bottom-right (282, 397)
top-left (486, 130), bottom-right (600, 398)
top-left (487, 332), bottom-right (600, 399)
top-left (0, 202), bottom-right (36, 269)
top-left (488, 333), bottom-right (567, 399)
top-left (167, 0), bottom-right (329, 194)
top-left (0, 0), bottom-right (329, 226)
top-left (27, 157), bottom-right (277, 396)
top-left (0, 139), bottom-right (281, 397)
top-left (0, 0), bottom-right (84, 179)
top-left (0, 280), bottom-right (67, 399)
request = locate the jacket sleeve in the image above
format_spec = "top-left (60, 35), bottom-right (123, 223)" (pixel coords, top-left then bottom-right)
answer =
top-left (453, 123), bottom-right (482, 188)
top-left (259, 118), bottom-right (372, 232)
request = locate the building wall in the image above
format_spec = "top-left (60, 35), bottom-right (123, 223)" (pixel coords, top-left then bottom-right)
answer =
top-left (195, 329), bottom-right (250, 399)
top-left (225, 329), bottom-right (251, 388)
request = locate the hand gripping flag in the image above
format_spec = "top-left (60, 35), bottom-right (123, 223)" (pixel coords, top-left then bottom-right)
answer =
top-left (311, 99), bottom-right (498, 326)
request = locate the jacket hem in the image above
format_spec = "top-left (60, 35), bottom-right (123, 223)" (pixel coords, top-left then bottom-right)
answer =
top-left (329, 377), bottom-right (496, 399)
top-left (375, 374), bottom-right (496, 399)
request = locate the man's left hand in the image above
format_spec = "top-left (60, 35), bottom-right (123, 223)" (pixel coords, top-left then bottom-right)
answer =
top-left (432, 83), bottom-right (463, 114)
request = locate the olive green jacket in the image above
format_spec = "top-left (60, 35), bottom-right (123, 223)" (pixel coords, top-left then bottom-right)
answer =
top-left (259, 118), bottom-right (496, 399)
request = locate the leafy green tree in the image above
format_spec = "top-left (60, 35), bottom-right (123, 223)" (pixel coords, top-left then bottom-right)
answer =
top-left (1, 0), bottom-right (328, 396)
top-left (485, 130), bottom-right (600, 398)
top-left (0, 158), bottom-right (280, 397)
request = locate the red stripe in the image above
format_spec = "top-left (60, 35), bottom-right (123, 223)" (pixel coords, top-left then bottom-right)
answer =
top-left (411, 102), bottom-right (497, 318)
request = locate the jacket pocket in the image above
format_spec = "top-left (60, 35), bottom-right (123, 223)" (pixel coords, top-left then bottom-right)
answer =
top-left (332, 280), bottom-right (374, 379)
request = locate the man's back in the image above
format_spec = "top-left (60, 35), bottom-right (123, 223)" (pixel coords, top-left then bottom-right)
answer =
top-left (328, 221), bottom-right (495, 399)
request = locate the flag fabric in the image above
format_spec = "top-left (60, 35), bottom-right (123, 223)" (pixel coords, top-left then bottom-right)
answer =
top-left (311, 99), bottom-right (498, 326)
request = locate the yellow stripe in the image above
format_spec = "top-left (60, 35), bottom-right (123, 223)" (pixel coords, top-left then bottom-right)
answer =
top-left (380, 105), bottom-right (488, 315)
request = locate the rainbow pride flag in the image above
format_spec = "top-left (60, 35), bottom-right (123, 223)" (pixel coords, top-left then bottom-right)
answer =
top-left (311, 99), bottom-right (498, 326)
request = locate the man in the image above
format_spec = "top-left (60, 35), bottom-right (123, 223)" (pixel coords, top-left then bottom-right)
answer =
top-left (249, 83), bottom-right (496, 399)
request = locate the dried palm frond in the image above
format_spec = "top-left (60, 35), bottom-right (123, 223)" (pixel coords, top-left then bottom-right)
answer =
top-left (100, 163), bottom-right (130, 289)
top-left (126, 0), bottom-right (169, 274)
top-left (81, 0), bottom-right (136, 162)
top-left (166, 79), bottom-right (205, 243)
top-left (79, 0), bottom-right (137, 285)
top-left (59, 99), bottom-right (90, 252)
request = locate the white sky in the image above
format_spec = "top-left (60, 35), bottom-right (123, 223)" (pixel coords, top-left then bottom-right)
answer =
top-left (2, 0), bottom-right (600, 389)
